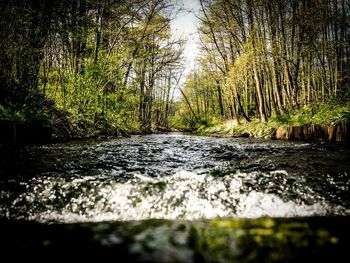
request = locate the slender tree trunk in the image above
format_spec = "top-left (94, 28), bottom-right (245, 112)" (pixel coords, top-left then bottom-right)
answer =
top-left (215, 79), bottom-right (224, 117)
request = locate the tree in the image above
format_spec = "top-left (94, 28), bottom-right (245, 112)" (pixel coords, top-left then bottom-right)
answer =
top-left (181, 0), bottom-right (350, 126)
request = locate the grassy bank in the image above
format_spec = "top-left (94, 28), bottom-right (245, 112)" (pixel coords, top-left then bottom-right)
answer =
top-left (196, 103), bottom-right (350, 140)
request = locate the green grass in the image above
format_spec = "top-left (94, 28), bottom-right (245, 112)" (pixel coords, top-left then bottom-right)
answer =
top-left (269, 103), bottom-right (350, 127)
top-left (201, 119), bottom-right (275, 138)
top-left (198, 102), bottom-right (350, 138)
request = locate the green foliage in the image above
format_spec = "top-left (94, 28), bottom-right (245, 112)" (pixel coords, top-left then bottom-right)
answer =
top-left (242, 121), bottom-right (276, 138)
top-left (187, 217), bottom-right (346, 263)
top-left (195, 117), bottom-right (221, 132)
top-left (269, 103), bottom-right (350, 127)
top-left (199, 102), bottom-right (350, 139)
top-left (0, 105), bottom-right (27, 122)
top-left (199, 118), bottom-right (276, 138)
top-left (1, 0), bottom-right (183, 139)
top-left (180, 0), bottom-right (350, 132)
top-left (0, 98), bottom-right (54, 124)
top-left (43, 58), bottom-right (139, 136)
top-left (310, 104), bottom-right (350, 125)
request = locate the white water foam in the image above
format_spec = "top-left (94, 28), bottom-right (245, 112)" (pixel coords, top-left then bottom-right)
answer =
top-left (5, 170), bottom-right (346, 223)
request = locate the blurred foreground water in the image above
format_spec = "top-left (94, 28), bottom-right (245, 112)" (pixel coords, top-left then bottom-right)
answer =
top-left (0, 133), bottom-right (349, 261)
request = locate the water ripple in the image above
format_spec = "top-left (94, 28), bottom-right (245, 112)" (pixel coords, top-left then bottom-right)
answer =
top-left (0, 133), bottom-right (349, 222)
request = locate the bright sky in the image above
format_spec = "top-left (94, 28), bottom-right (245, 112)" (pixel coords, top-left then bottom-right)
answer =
top-left (171, 0), bottom-right (201, 76)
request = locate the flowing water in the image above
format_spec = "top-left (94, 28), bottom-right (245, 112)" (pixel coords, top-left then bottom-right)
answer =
top-left (0, 133), bottom-right (349, 223)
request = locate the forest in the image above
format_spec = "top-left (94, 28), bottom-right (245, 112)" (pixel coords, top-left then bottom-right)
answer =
top-left (179, 0), bottom-right (350, 137)
top-left (0, 0), bottom-right (349, 141)
top-left (0, 0), bottom-right (184, 140)
top-left (1, 1), bottom-right (350, 260)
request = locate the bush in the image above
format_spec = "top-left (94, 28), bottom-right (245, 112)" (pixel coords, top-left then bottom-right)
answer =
top-left (269, 103), bottom-right (350, 126)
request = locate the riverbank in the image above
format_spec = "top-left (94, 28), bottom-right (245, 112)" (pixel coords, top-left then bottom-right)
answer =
top-left (199, 120), bottom-right (350, 142)
top-left (2, 118), bottom-right (348, 145)
top-left (0, 117), bottom-right (183, 145)
top-left (1, 102), bottom-right (349, 145)
top-left (197, 104), bottom-right (350, 142)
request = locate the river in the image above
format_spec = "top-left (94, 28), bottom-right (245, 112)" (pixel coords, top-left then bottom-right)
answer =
top-left (1, 133), bottom-right (349, 222)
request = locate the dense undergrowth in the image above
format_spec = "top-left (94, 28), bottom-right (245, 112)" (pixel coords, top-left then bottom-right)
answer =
top-left (195, 102), bottom-right (350, 138)
top-left (0, 98), bottom-right (140, 141)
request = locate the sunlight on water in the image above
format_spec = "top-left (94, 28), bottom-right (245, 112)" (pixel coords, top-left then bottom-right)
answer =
top-left (1, 134), bottom-right (349, 223)
top-left (3, 170), bottom-right (347, 223)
